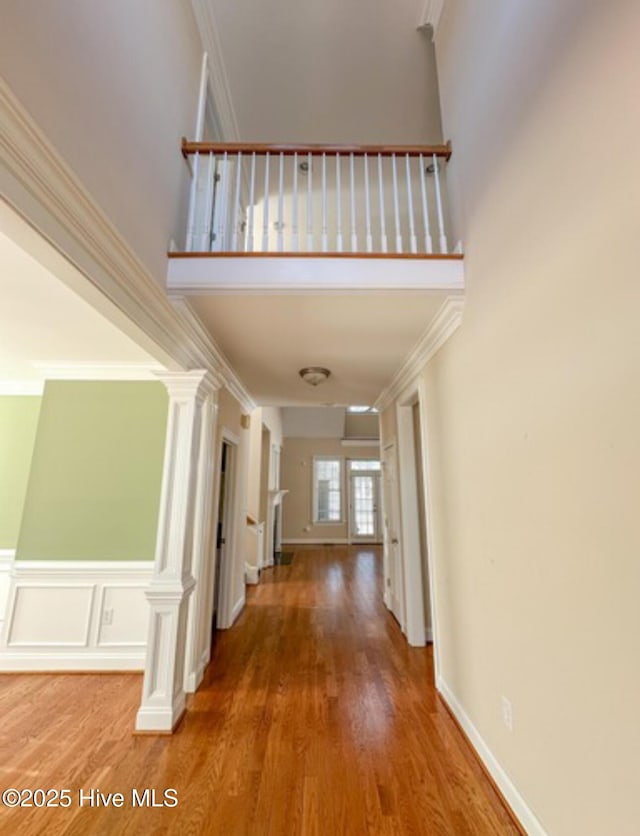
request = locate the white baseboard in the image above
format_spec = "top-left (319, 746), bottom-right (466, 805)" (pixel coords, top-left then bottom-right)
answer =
top-left (0, 560), bottom-right (153, 672)
top-left (230, 596), bottom-right (244, 625)
top-left (281, 538), bottom-right (350, 545)
top-left (437, 676), bottom-right (547, 836)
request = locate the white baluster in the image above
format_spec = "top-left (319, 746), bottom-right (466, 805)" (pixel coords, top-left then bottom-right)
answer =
top-left (218, 151), bottom-right (229, 250)
top-left (292, 152), bottom-right (299, 252)
top-left (405, 154), bottom-right (417, 254)
top-left (231, 151), bottom-right (242, 252)
top-left (419, 153), bottom-right (433, 254)
top-left (307, 152), bottom-right (313, 251)
top-left (247, 152), bottom-right (256, 252)
top-left (201, 151), bottom-right (215, 251)
top-left (377, 154), bottom-right (388, 254)
top-left (433, 153), bottom-right (448, 254)
top-left (321, 152), bottom-right (328, 252)
top-left (364, 153), bottom-right (373, 253)
top-left (277, 152), bottom-right (284, 252)
top-left (335, 153), bottom-right (343, 252)
top-left (392, 153), bottom-right (402, 253)
top-left (262, 152), bottom-right (270, 252)
top-left (186, 151), bottom-right (200, 251)
top-left (349, 153), bottom-right (357, 252)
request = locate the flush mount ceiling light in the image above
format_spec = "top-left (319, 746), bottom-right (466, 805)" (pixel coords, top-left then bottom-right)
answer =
top-left (299, 366), bottom-right (331, 386)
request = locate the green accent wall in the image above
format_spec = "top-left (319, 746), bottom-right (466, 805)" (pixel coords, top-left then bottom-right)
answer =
top-left (17, 381), bottom-right (168, 561)
top-left (0, 395), bottom-right (43, 550)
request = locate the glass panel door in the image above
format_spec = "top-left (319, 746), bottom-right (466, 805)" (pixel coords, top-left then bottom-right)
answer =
top-left (349, 473), bottom-right (380, 541)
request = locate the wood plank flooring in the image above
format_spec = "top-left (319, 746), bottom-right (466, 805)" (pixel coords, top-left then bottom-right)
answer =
top-left (0, 545), bottom-right (519, 835)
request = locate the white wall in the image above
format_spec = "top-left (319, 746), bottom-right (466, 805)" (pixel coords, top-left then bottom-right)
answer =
top-left (416, 1), bottom-right (640, 834)
top-left (282, 407), bottom-right (345, 438)
top-left (0, 0), bottom-right (203, 283)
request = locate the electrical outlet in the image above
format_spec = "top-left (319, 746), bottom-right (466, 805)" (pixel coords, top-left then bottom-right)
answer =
top-left (501, 696), bottom-right (513, 731)
top-left (102, 608), bottom-right (114, 627)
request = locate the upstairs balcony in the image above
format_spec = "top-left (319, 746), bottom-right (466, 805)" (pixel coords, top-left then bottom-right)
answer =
top-left (167, 139), bottom-right (464, 294)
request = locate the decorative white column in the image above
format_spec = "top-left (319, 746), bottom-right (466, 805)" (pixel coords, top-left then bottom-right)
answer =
top-left (135, 370), bottom-right (215, 732)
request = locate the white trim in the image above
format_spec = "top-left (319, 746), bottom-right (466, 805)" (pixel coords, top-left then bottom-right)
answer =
top-left (0, 653), bottom-right (146, 672)
top-left (0, 381), bottom-right (45, 396)
top-left (417, 0), bottom-right (445, 39)
top-left (168, 255), bottom-right (464, 294)
top-left (189, 0), bottom-right (241, 142)
top-left (230, 597), bottom-right (244, 625)
top-left (417, 376), bottom-right (442, 680)
top-left (395, 397), bottom-right (426, 647)
top-left (437, 676), bottom-right (548, 836)
top-left (281, 538), bottom-right (350, 545)
top-left (0, 550), bottom-right (16, 560)
top-left (376, 296), bottom-right (464, 411)
top-left (33, 363), bottom-right (163, 381)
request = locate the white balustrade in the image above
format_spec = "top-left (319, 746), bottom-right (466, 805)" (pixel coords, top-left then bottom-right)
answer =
top-left (183, 142), bottom-right (453, 256)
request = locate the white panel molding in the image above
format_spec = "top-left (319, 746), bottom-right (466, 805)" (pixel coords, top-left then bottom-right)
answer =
top-left (0, 381), bottom-right (45, 396)
top-left (0, 79), bottom-right (252, 393)
top-left (417, 0), bottom-right (446, 39)
top-left (375, 295), bottom-right (464, 411)
top-left (170, 295), bottom-right (256, 412)
top-left (340, 438), bottom-right (380, 447)
top-left (0, 560), bottom-right (153, 671)
top-left (190, 0), bottom-right (241, 141)
top-left (437, 677), bottom-right (548, 836)
top-left (167, 255), bottom-right (465, 294)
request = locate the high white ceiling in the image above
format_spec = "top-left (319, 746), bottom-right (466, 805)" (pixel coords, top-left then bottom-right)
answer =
top-left (0, 207), bottom-right (162, 385)
top-left (208, 0), bottom-right (443, 144)
top-left (190, 292), bottom-right (451, 405)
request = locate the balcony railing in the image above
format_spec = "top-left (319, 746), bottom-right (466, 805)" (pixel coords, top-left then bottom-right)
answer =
top-left (180, 140), bottom-right (454, 257)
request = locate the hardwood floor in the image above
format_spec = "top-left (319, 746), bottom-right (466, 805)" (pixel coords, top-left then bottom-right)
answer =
top-left (0, 545), bottom-right (520, 835)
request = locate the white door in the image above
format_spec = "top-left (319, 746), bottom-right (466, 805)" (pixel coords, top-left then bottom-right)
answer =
top-left (349, 473), bottom-right (380, 542)
top-left (381, 444), bottom-right (404, 626)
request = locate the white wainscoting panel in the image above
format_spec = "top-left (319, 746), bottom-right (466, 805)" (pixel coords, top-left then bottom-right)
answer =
top-left (0, 561), bottom-right (153, 671)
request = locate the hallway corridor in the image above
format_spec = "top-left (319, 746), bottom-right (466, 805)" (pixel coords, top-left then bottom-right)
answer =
top-left (0, 546), bottom-right (519, 835)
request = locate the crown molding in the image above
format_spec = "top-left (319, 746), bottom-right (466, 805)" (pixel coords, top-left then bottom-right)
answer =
top-left (375, 295), bottom-right (464, 411)
top-left (169, 295), bottom-right (256, 412)
top-left (0, 78), bottom-right (254, 403)
top-left (417, 0), bottom-right (446, 40)
top-left (0, 380), bottom-right (45, 396)
top-left (190, 0), bottom-right (241, 142)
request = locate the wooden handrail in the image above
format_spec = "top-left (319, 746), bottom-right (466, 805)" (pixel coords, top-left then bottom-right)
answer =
top-left (181, 138), bottom-right (452, 161)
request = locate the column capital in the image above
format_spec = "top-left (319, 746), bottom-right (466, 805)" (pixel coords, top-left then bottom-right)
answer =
top-left (154, 369), bottom-right (223, 402)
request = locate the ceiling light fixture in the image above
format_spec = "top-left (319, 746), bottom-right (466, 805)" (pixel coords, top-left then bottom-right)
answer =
top-left (299, 366), bottom-right (331, 387)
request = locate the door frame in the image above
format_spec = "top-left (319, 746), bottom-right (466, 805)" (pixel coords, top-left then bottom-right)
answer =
top-left (381, 440), bottom-right (405, 627)
top-left (395, 378), bottom-right (441, 674)
top-left (202, 428), bottom-right (240, 660)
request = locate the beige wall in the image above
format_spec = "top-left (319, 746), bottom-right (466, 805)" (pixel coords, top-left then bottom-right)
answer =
top-left (0, 0), bottom-right (203, 284)
top-left (281, 438), bottom-right (380, 542)
top-left (404, 2), bottom-right (640, 834)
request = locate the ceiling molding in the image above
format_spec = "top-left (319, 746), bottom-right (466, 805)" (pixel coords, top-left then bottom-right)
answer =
top-left (0, 380), bottom-right (45, 396)
top-left (0, 78), bottom-right (253, 401)
top-left (375, 295), bottom-right (464, 411)
top-left (417, 0), bottom-right (446, 40)
top-left (170, 295), bottom-right (256, 412)
top-left (33, 363), bottom-right (164, 381)
top-left (190, 0), bottom-right (241, 141)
